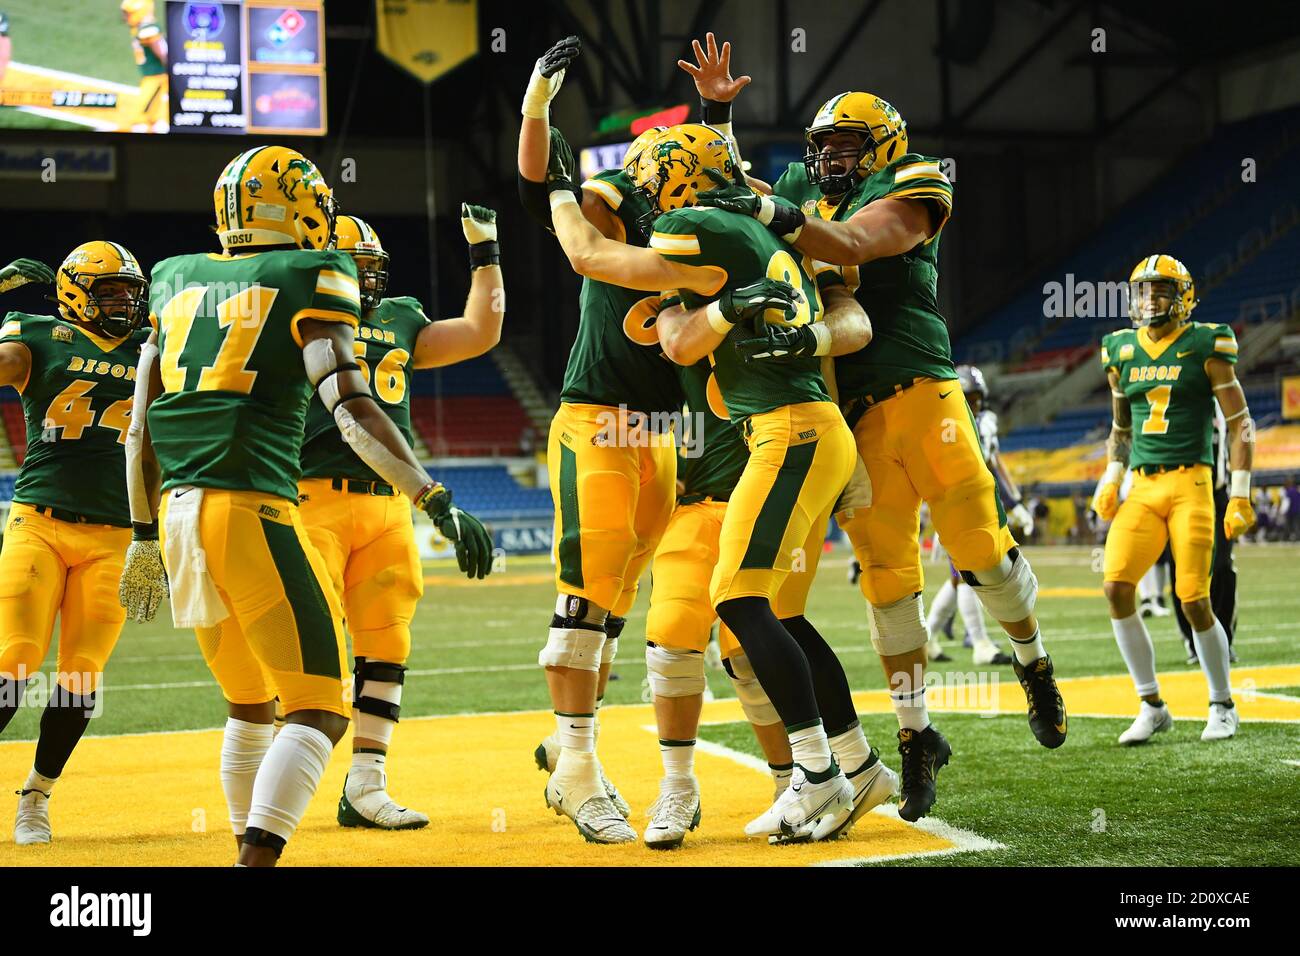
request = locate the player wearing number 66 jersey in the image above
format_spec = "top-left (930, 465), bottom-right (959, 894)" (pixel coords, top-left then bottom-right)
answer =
top-left (0, 244), bottom-right (151, 847)
top-left (120, 145), bottom-right (493, 866)
top-left (1093, 254), bottom-right (1253, 745)
top-left (297, 210), bottom-right (504, 833)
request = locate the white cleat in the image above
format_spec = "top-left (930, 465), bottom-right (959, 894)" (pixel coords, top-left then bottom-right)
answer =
top-left (1201, 702), bottom-right (1239, 741)
top-left (15, 789), bottom-right (51, 846)
top-left (337, 771), bottom-right (429, 830)
top-left (544, 755), bottom-right (637, 844)
top-left (534, 735), bottom-right (630, 818)
top-left (1118, 700), bottom-right (1173, 745)
top-left (644, 778), bottom-right (702, 850)
top-left (810, 750), bottom-right (899, 842)
top-left (745, 763), bottom-right (852, 840)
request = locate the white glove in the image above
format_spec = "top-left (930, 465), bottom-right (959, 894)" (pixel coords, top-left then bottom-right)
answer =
top-left (1009, 502), bottom-right (1034, 537)
top-left (461, 203), bottom-right (498, 244)
top-left (119, 539), bottom-right (169, 623)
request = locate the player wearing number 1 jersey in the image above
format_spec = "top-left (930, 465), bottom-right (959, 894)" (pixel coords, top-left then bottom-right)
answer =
top-left (297, 210), bottom-right (504, 832)
top-left (0, 243), bottom-right (151, 846)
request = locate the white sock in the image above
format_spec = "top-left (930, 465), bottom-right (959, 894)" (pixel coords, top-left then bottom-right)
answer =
top-left (1193, 618), bottom-right (1232, 704)
top-left (347, 749), bottom-right (387, 796)
top-left (556, 711), bottom-right (595, 753)
top-left (354, 671), bottom-right (401, 748)
top-left (770, 762), bottom-right (794, 796)
top-left (927, 579), bottom-right (958, 633)
top-left (828, 722), bottom-right (872, 771)
top-left (788, 721), bottom-right (832, 774)
top-left (23, 768), bottom-right (57, 796)
top-left (1112, 613), bottom-right (1159, 698)
top-left (1008, 626), bottom-right (1047, 665)
top-left (659, 739), bottom-right (696, 781)
top-left (593, 695), bottom-right (603, 746)
top-left (1138, 564), bottom-right (1160, 603)
top-left (891, 685), bottom-right (930, 732)
top-left (220, 718), bottom-right (274, 835)
top-left (245, 723), bottom-right (335, 842)
top-left (957, 583), bottom-right (996, 652)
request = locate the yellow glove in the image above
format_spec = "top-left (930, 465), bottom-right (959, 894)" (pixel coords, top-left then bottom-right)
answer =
top-left (1091, 461), bottom-right (1125, 522)
top-left (1223, 496), bottom-right (1255, 540)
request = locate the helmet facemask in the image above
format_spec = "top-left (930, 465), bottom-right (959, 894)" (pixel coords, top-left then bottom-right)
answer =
top-left (1129, 278), bottom-right (1180, 328)
top-left (351, 249), bottom-right (389, 310)
top-left (77, 274), bottom-right (149, 338)
top-left (803, 130), bottom-right (873, 198)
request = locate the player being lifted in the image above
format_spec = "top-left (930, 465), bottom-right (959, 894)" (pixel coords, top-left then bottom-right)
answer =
top-left (298, 209), bottom-right (504, 832)
top-left (0, 246), bottom-right (151, 845)
top-left (544, 118), bottom-right (892, 841)
top-left (697, 90), bottom-right (1068, 822)
top-left (118, 146), bottom-right (492, 866)
top-left (1091, 255), bottom-right (1253, 744)
top-left (119, 0), bottom-right (167, 134)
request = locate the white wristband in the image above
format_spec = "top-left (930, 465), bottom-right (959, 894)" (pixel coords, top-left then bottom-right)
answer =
top-left (1230, 470), bottom-right (1251, 498)
top-left (810, 323), bottom-right (833, 356)
top-left (706, 301), bottom-right (735, 335)
top-left (754, 195), bottom-right (776, 225)
top-left (1103, 461), bottom-right (1126, 485)
top-left (548, 190), bottom-right (578, 212)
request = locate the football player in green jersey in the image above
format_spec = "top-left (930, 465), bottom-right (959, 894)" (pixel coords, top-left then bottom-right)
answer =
top-left (119, 145), bottom-right (492, 866)
top-left (299, 207), bottom-right (504, 832)
top-left (1093, 255), bottom-right (1253, 744)
top-left (0, 243), bottom-right (151, 845)
top-left (696, 89), bottom-right (1067, 822)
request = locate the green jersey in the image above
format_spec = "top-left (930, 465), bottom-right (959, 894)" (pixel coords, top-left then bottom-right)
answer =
top-left (676, 360), bottom-right (748, 501)
top-left (147, 249), bottom-right (361, 501)
top-left (300, 296), bottom-right (427, 482)
top-left (560, 169), bottom-right (684, 416)
top-left (773, 153), bottom-right (956, 405)
top-left (0, 312), bottom-right (150, 527)
top-left (649, 206), bottom-right (829, 424)
top-left (132, 19), bottom-right (166, 77)
top-left (1101, 321), bottom-right (1239, 469)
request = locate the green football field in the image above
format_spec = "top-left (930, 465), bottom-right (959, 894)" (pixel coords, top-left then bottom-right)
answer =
top-left (2, 0), bottom-right (139, 86)
top-left (2, 543), bottom-right (1297, 866)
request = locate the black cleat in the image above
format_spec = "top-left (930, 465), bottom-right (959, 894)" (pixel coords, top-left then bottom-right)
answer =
top-left (1012, 654), bottom-right (1067, 749)
top-left (896, 725), bottom-right (951, 823)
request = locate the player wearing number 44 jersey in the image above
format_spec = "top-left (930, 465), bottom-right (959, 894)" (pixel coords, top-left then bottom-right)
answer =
top-left (298, 209), bottom-right (504, 832)
top-left (118, 145), bottom-right (493, 866)
top-left (1093, 255), bottom-right (1254, 745)
top-left (0, 245), bottom-right (151, 847)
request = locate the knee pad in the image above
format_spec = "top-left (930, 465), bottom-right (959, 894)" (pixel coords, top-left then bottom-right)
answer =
top-left (600, 615), bottom-right (625, 666)
top-left (868, 593), bottom-right (929, 656)
top-left (960, 547), bottom-right (1038, 622)
top-left (722, 652), bottom-right (779, 726)
top-left (353, 657), bottom-right (406, 722)
top-left (538, 594), bottom-right (608, 671)
top-left (645, 641), bottom-right (705, 698)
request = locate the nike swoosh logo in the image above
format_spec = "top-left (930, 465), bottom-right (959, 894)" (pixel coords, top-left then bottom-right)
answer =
top-left (174, 489), bottom-right (191, 498)
top-left (1056, 722), bottom-right (1068, 734)
top-left (380, 316), bottom-right (395, 324)
top-left (939, 391), bottom-right (953, 399)
top-left (755, 439), bottom-right (774, 448)
top-left (1176, 350), bottom-right (1194, 358)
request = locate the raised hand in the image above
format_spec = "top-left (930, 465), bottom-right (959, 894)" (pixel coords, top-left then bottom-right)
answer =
top-left (677, 32), bottom-right (751, 103)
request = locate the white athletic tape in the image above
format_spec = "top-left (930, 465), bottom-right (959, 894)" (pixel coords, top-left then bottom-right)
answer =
top-left (645, 643), bottom-right (706, 697)
top-left (868, 594), bottom-right (929, 656)
top-left (726, 653), bottom-right (779, 726)
top-left (538, 627), bottom-right (606, 672)
top-left (967, 552), bottom-right (1039, 622)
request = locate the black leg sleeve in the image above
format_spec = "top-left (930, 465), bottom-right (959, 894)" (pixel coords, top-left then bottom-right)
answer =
top-left (779, 615), bottom-right (859, 736)
top-left (716, 596), bottom-right (819, 729)
top-left (33, 684), bottom-right (97, 779)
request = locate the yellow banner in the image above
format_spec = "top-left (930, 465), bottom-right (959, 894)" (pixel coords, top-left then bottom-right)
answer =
top-left (374, 0), bottom-right (478, 84)
top-left (1283, 376), bottom-right (1300, 420)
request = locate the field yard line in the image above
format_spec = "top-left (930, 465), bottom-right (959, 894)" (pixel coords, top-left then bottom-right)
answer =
top-left (8, 61), bottom-right (141, 95)
top-left (1283, 760), bottom-right (1300, 768)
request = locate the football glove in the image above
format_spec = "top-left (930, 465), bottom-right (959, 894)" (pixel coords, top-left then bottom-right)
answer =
top-left (522, 36), bottom-right (580, 119)
top-left (1008, 502), bottom-right (1034, 537)
top-left (1223, 496), bottom-right (1255, 540)
top-left (718, 278), bottom-right (799, 328)
top-left (119, 537), bottom-right (169, 623)
top-left (0, 258), bottom-right (55, 295)
top-left (462, 204), bottom-right (500, 269)
top-left (735, 321), bottom-right (820, 364)
top-left (420, 486), bottom-right (494, 580)
top-left (544, 126), bottom-right (582, 203)
top-left (1091, 461), bottom-right (1124, 522)
top-left (695, 169), bottom-right (806, 241)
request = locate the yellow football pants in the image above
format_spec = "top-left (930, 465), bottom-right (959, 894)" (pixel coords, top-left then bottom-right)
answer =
top-left (160, 489), bottom-right (350, 717)
top-left (842, 378), bottom-right (1016, 607)
top-left (298, 479), bottom-right (423, 664)
top-left (0, 504), bottom-right (129, 694)
top-left (1104, 465), bottom-right (1215, 602)
top-left (711, 402), bottom-right (855, 606)
top-left (645, 500), bottom-right (743, 657)
top-left (548, 402), bottom-right (677, 615)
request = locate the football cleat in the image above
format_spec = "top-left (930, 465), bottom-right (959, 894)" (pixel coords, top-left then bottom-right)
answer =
top-left (926, 641), bottom-right (952, 663)
top-left (809, 747), bottom-right (899, 842)
top-left (337, 772), bottom-right (429, 830)
top-left (1118, 700), bottom-right (1173, 745)
top-left (896, 725), bottom-right (951, 823)
top-left (544, 759), bottom-right (637, 845)
top-left (744, 762), bottom-right (852, 840)
top-left (533, 735), bottom-right (631, 818)
top-left (644, 779), bottom-right (702, 850)
top-left (1012, 654), bottom-right (1068, 748)
top-left (972, 645), bottom-right (1013, 666)
top-left (14, 789), bottom-right (51, 846)
top-left (1201, 702), bottom-right (1239, 742)
top-left (1186, 652), bottom-right (1200, 666)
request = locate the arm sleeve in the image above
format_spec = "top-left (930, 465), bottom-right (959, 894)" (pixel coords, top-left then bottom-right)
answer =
top-left (518, 173), bottom-right (555, 231)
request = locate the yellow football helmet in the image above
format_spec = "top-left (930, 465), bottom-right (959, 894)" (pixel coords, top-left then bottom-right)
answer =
top-left (626, 123), bottom-right (737, 230)
top-left (1128, 254), bottom-right (1197, 328)
top-left (803, 92), bottom-right (908, 196)
top-left (212, 145), bottom-right (337, 252)
top-left (622, 125), bottom-right (668, 168)
top-left (54, 241), bottom-right (149, 338)
top-left (120, 0), bottom-right (155, 28)
top-left (332, 215), bottom-right (388, 310)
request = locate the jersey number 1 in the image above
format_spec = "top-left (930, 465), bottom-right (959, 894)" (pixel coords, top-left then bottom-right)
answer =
top-left (158, 286), bottom-right (278, 394)
top-left (1143, 384), bottom-right (1172, 435)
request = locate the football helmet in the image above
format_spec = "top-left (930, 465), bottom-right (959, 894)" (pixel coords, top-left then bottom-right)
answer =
top-left (1128, 254), bottom-right (1196, 328)
top-left (120, 0), bottom-right (155, 28)
top-left (332, 215), bottom-right (388, 310)
top-left (622, 125), bottom-right (668, 168)
top-left (53, 241), bottom-right (149, 338)
top-left (803, 92), bottom-right (908, 196)
top-left (956, 364), bottom-right (987, 400)
top-left (626, 123), bottom-right (737, 234)
top-left (213, 145), bottom-right (337, 251)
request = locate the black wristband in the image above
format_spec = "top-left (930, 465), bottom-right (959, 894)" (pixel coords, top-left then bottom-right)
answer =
top-left (767, 201), bottom-right (806, 239)
top-left (469, 240), bottom-right (500, 270)
top-left (132, 520), bottom-right (159, 541)
top-left (700, 96), bottom-right (732, 127)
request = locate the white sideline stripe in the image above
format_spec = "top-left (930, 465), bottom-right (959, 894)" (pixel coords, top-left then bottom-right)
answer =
top-left (1282, 760), bottom-right (1300, 768)
top-left (8, 106), bottom-right (119, 131)
top-left (9, 61), bottom-right (142, 96)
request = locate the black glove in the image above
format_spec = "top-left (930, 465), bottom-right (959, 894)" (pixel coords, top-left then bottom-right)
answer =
top-left (735, 322), bottom-right (820, 364)
top-left (421, 487), bottom-right (494, 580)
top-left (718, 277), bottom-right (800, 326)
top-left (0, 258), bottom-right (55, 294)
top-left (696, 168), bottom-right (806, 239)
top-left (545, 126), bottom-right (582, 203)
top-left (538, 35), bottom-right (581, 78)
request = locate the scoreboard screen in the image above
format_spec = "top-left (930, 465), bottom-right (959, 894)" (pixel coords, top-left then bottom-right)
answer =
top-left (0, 0), bottom-right (326, 135)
